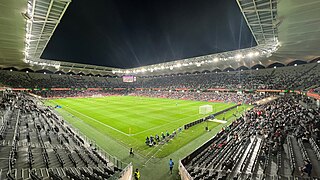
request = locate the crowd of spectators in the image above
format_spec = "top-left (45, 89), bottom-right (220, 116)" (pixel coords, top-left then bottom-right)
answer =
top-left (30, 89), bottom-right (265, 106)
top-left (241, 94), bottom-right (320, 173)
top-left (243, 95), bottom-right (320, 149)
top-left (289, 64), bottom-right (320, 90)
top-left (184, 94), bottom-right (320, 178)
top-left (32, 90), bottom-right (125, 98)
top-left (130, 91), bottom-right (266, 104)
top-left (0, 62), bottom-right (318, 91)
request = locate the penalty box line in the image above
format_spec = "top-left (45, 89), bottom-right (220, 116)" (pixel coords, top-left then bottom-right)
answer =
top-left (63, 106), bottom-right (132, 136)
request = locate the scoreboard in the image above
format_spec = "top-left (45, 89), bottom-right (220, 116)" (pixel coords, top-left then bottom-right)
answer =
top-left (122, 75), bottom-right (136, 82)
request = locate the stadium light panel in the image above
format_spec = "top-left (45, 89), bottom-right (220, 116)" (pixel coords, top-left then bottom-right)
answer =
top-left (317, 60), bottom-right (320, 63)
top-left (44, 72), bottom-right (46, 74)
top-left (241, 69), bottom-right (243, 71)
top-left (59, 73), bottom-right (61, 75)
top-left (294, 64), bottom-right (297, 66)
top-left (236, 54), bottom-right (242, 59)
top-left (26, 71), bottom-right (29, 73)
top-left (274, 66), bottom-right (277, 69)
top-left (10, 69), bottom-right (12, 72)
top-left (256, 68), bottom-right (259, 70)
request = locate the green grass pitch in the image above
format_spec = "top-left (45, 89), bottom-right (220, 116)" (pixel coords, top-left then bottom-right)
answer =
top-left (47, 96), bottom-right (246, 158)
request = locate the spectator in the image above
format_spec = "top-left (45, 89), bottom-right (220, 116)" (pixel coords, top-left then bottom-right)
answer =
top-left (299, 160), bottom-right (312, 177)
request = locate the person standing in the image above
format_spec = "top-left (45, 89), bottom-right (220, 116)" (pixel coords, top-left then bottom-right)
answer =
top-left (129, 148), bottom-right (134, 157)
top-left (134, 168), bottom-right (140, 180)
top-left (169, 158), bottom-right (174, 174)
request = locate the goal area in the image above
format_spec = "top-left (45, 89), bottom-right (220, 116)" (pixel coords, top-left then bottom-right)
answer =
top-left (199, 105), bottom-right (213, 115)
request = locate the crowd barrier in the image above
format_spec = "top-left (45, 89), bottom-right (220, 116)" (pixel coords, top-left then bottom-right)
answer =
top-left (184, 103), bottom-right (240, 130)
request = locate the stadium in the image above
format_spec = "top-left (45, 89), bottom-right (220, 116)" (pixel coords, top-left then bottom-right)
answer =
top-left (0, 0), bottom-right (320, 179)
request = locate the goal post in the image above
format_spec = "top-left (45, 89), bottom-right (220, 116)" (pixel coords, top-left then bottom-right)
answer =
top-left (199, 105), bottom-right (213, 115)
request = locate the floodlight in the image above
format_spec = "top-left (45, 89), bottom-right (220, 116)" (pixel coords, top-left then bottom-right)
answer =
top-left (235, 54), bottom-right (242, 59)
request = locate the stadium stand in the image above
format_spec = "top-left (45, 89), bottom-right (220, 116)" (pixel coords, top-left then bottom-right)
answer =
top-left (180, 94), bottom-right (320, 179)
top-left (0, 91), bottom-right (127, 179)
top-left (0, 62), bottom-right (319, 90)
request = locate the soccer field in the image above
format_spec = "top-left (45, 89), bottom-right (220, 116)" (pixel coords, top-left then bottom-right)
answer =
top-left (48, 96), bottom-right (242, 158)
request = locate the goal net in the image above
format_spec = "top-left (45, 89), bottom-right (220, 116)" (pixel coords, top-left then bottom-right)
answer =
top-left (199, 105), bottom-right (213, 115)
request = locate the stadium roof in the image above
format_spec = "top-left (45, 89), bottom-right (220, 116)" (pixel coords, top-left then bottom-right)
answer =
top-left (0, 0), bottom-right (319, 75)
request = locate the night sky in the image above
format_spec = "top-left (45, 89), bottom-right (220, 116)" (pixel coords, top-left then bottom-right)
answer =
top-left (42, 0), bottom-right (256, 69)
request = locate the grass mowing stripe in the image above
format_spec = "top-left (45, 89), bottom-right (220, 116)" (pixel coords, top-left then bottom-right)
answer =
top-left (62, 105), bottom-right (131, 136)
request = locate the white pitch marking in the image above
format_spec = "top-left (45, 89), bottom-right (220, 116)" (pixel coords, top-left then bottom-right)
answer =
top-left (63, 106), bottom-right (131, 136)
